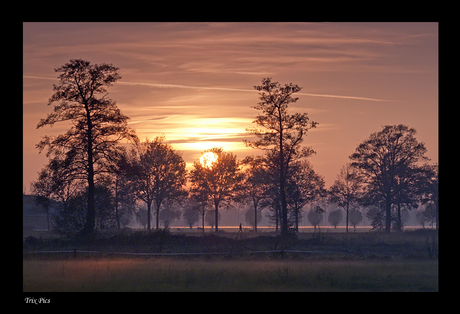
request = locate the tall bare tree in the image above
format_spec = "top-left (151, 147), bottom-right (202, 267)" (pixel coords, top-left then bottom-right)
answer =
top-left (35, 59), bottom-right (138, 238)
top-left (245, 78), bottom-right (318, 236)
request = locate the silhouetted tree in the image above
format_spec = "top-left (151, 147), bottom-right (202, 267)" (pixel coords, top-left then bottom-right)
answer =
top-left (135, 206), bottom-right (149, 229)
top-left (35, 59), bottom-right (138, 238)
top-left (104, 146), bottom-right (138, 230)
top-left (392, 165), bottom-right (425, 232)
top-left (32, 195), bottom-right (52, 231)
top-left (205, 209), bottom-right (221, 229)
top-left (416, 204), bottom-right (436, 228)
top-left (420, 163), bottom-right (438, 230)
top-left (259, 149), bottom-right (282, 231)
top-left (329, 163), bottom-right (363, 232)
top-left (307, 206), bottom-right (324, 233)
top-left (365, 204), bottom-right (387, 231)
top-left (51, 184), bottom-right (116, 238)
top-left (189, 147), bottom-right (242, 232)
top-left (126, 135), bottom-right (187, 231)
top-left (349, 125), bottom-right (428, 233)
top-left (239, 156), bottom-right (271, 232)
top-left (328, 209), bottom-right (343, 229)
top-left (159, 198), bottom-right (182, 229)
top-left (182, 199), bottom-right (201, 229)
top-left (191, 194), bottom-right (209, 233)
top-left (286, 160), bottom-right (325, 231)
top-left (349, 209), bottom-right (363, 231)
top-left (245, 78), bottom-right (318, 236)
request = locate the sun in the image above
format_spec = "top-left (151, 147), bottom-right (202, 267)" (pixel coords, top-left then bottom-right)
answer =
top-left (200, 151), bottom-right (218, 169)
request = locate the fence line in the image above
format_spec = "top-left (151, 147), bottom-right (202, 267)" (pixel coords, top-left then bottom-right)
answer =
top-left (24, 249), bottom-right (346, 257)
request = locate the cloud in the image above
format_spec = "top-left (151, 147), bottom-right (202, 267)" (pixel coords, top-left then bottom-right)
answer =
top-left (297, 92), bottom-right (388, 102)
top-left (23, 75), bottom-right (56, 81)
top-left (24, 74), bottom-right (393, 103)
top-left (128, 115), bottom-right (179, 124)
top-left (117, 79), bottom-right (393, 102)
top-left (117, 80), bottom-right (255, 93)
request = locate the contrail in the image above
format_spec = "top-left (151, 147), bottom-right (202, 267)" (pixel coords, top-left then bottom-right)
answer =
top-left (118, 81), bottom-right (391, 102)
top-left (297, 92), bottom-right (387, 102)
top-left (24, 75), bottom-right (392, 102)
top-left (23, 75), bottom-right (56, 81)
top-left (117, 80), bottom-right (256, 93)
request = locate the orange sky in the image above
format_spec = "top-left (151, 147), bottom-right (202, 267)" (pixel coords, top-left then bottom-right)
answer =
top-left (23, 22), bottom-right (438, 193)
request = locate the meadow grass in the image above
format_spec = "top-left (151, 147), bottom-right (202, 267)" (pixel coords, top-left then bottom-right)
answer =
top-left (23, 257), bottom-right (438, 292)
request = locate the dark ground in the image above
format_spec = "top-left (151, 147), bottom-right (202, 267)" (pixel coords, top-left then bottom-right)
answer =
top-left (23, 228), bottom-right (438, 260)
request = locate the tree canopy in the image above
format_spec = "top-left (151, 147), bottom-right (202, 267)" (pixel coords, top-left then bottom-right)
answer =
top-left (349, 124), bottom-right (428, 232)
top-left (32, 63), bottom-right (437, 237)
top-left (35, 59), bottom-right (138, 238)
top-left (124, 135), bottom-right (187, 230)
top-left (245, 77), bottom-right (318, 236)
top-left (189, 147), bottom-right (242, 232)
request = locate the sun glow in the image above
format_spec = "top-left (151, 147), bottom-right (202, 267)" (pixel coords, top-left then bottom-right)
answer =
top-left (200, 151), bottom-right (218, 169)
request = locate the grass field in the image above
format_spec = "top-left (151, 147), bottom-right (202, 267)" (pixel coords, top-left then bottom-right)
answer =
top-left (23, 258), bottom-right (438, 292)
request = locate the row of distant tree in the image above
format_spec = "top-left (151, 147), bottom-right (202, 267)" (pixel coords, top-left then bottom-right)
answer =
top-left (31, 59), bottom-right (438, 240)
top-left (132, 200), bottom-right (436, 232)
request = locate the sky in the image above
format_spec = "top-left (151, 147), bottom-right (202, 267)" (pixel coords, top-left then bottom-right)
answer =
top-left (23, 22), bottom-right (438, 193)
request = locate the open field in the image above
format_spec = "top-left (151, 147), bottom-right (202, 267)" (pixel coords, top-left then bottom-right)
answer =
top-left (23, 230), bottom-right (438, 292)
top-left (23, 258), bottom-right (438, 292)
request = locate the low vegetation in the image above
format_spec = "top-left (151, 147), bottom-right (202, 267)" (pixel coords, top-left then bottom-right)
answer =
top-left (23, 230), bottom-right (438, 292)
top-left (23, 258), bottom-right (437, 292)
top-left (23, 229), bottom-right (438, 259)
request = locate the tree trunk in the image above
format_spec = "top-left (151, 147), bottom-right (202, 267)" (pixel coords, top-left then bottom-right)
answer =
top-left (215, 201), bottom-right (219, 232)
top-left (346, 201), bottom-right (349, 233)
top-left (155, 200), bottom-right (161, 230)
top-left (254, 203), bottom-right (258, 232)
top-left (280, 182), bottom-right (288, 236)
top-left (396, 202), bottom-right (402, 232)
top-left (84, 103), bottom-right (96, 238)
top-left (202, 206), bottom-right (205, 233)
top-left (277, 108), bottom-right (289, 236)
top-left (46, 206), bottom-right (50, 231)
top-left (294, 205), bottom-right (299, 232)
top-left (275, 201), bottom-right (279, 232)
top-left (435, 201), bottom-right (438, 231)
top-left (279, 147), bottom-right (289, 236)
top-left (147, 201), bottom-right (152, 231)
top-left (115, 177), bottom-right (120, 230)
top-left (385, 198), bottom-right (392, 233)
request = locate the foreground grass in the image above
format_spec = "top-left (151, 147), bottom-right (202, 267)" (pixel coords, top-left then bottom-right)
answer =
top-left (23, 258), bottom-right (438, 292)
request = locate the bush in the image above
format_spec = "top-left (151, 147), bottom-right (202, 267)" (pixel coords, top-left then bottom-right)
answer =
top-left (24, 235), bottom-right (39, 247)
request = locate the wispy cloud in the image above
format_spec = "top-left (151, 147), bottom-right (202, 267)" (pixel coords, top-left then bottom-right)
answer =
top-left (117, 80), bottom-right (255, 93)
top-left (23, 75), bottom-right (56, 81)
top-left (119, 80), bottom-right (392, 102)
top-left (297, 92), bottom-right (388, 102)
top-left (24, 75), bottom-right (393, 103)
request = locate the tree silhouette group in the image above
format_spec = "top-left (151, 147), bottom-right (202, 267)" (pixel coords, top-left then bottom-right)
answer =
top-left (32, 59), bottom-right (438, 240)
